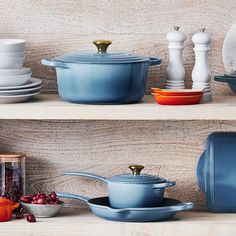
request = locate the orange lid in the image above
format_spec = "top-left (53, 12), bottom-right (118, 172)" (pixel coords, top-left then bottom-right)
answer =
top-left (0, 197), bottom-right (13, 206)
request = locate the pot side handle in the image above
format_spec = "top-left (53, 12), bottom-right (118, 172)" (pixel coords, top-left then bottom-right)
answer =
top-left (149, 57), bottom-right (162, 66)
top-left (63, 172), bottom-right (107, 183)
top-left (57, 192), bottom-right (90, 203)
top-left (153, 181), bottom-right (176, 189)
top-left (41, 59), bottom-right (69, 69)
top-left (214, 75), bottom-right (232, 83)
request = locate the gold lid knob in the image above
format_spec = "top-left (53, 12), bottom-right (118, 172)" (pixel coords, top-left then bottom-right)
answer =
top-left (93, 40), bottom-right (112, 53)
top-left (129, 165), bottom-right (144, 176)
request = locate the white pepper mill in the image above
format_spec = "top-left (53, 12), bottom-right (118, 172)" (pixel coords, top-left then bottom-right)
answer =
top-left (166, 26), bottom-right (187, 89)
top-left (192, 28), bottom-right (212, 102)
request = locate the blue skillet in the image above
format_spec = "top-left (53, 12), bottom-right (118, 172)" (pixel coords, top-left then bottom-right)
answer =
top-left (57, 192), bottom-right (193, 222)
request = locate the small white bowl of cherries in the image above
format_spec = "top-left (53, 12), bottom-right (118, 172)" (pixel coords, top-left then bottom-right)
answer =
top-left (19, 192), bottom-right (64, 221)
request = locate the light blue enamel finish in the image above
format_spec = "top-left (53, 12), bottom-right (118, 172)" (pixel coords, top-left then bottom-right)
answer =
top-left (63, 171), bottom-right (175, 208)
top-left (197, 132), bottom-right (236, 212)
top-left (57, 192), bottom-right (193, 222)
top-left (214, 75), bottom-right (236, 93)
top-left (41, 57), bottom-right (162, 104)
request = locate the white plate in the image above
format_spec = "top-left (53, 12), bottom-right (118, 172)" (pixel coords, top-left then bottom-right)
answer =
top-left (0, 67), bottom-right (31, 76)
top-left (0, 72), bottom-right (31, 87)
top-left (0, 78), bottom-right (42, 90)
top-left (0, 92), bottom-right (40, 103)
top-left (223, 23), bottom-right (236, 73)
top-left (0, 86), bottom-right (41, 96)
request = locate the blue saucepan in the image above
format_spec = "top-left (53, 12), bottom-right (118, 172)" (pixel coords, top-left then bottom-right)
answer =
top-left (63, 165), bottom-right (175, 208)
top-left (42, 40), bottom-right (162, 104)
top-left (57, 192), bottom-right (193, 222)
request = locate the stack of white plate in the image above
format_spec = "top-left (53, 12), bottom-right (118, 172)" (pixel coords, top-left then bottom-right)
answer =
top-left (0, 39), bottom-right (41, 103)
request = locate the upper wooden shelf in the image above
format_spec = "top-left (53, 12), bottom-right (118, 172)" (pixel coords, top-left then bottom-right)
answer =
top-left (2, 210), bottom-right (236, 236)
top-left (0, 94), bottom-right (236, 120)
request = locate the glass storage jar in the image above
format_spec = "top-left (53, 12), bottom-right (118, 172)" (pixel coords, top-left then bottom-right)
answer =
top-left (0, 153), bottom-right (26, 202)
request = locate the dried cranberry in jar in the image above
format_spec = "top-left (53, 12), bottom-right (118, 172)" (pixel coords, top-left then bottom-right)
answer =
top-left (0, 153), bottom-right (26, 203)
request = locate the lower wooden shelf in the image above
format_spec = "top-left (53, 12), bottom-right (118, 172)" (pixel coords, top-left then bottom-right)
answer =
top-left (2, 209), bottom-right (236, 236)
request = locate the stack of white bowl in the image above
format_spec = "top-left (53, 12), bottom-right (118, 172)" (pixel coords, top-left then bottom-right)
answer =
top-left (0, 39), bottom-right (42, 103)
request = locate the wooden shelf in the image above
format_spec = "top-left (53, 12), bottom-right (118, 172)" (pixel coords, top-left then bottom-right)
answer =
top-left (0, 94), bottom-right (236, 120)
top-left (2, 209), bottom-right (236, 236)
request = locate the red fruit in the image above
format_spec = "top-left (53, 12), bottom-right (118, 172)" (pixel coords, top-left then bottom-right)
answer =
top-left (20, 196), bottom-right (32, 203)
top-left (49, 191), bottom-right (57, 200)
top-left (31, 200), bottom-right (38, 204)
top-left (27, 214), bottom-right (36, 223)
top-left (37, 198), bottom-right (46, 204)
top-left (16, 211), bottom-right (24, 219)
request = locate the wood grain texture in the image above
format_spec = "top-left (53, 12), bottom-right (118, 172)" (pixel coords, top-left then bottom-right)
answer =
top-left (2, 95), bottom-right (236, 120)
top-left (0, 0), bottom-right (235, 94)
top-left (2, 211), bottom-right (236, 236)
top-left (0, 120), bottom-right (236, 210)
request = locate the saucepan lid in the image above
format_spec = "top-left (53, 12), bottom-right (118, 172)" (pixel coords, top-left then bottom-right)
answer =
top-left (109, 165), bottom-right (166, 184)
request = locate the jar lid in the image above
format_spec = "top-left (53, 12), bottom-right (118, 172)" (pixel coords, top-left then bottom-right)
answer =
top-left (54, 40), bottom-right (151, 64)
top-left (109, 165), bottom-right (166, 184)
top-left (0, 153), bottom-right (26, 162)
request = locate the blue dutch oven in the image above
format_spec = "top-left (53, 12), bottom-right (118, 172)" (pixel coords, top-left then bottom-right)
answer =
top-left (63, 165), bottom-right (175, 208)
top-left (42, 40), bottom-right (162, 104)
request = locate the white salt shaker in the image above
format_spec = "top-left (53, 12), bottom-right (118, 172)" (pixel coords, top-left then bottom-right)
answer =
top-left (166, 26), bottom-right (187, 89)
top-left (192, 28), bottom-right (212, 102)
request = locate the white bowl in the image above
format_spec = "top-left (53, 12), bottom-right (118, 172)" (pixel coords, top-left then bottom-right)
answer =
top-left (0, 72), bottom-right (31, 87)
top-left (0, 57), bottom-right (24, 69)
top-left (0, 52), bottom-right (24, 58)
top-left (0, 67), bottom-right (31, 76)
top-left (21, 202), bottom-right (64, 218)
top-left (0, 39), bottom-right (25, 52)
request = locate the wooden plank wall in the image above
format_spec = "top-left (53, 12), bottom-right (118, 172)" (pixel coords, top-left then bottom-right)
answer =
top-left (0, 0), bottom-right (236, 210)
top-left (0, 0), bottom-right (235, 94)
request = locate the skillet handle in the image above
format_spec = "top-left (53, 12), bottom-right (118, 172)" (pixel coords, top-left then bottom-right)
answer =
top-left (41, 59), bottom-right (69, 69)
top-left (63, 172), bottom-right (107, 183)
top-left (153, 181), bottom-right (176, 189)
top-left (149, 57), bottom-right (162, 66)
top-left (57, 192), bottom-right (90, 203)
top-left (172, 202), bottom-right (194, 211)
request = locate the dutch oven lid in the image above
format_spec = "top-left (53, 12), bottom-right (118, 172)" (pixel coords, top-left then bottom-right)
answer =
top-left (54, 40), bottom-right (151, 64)
top-left (110, 165), bottom-right (166, 184)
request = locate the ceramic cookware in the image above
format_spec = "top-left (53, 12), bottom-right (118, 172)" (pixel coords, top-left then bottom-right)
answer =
top-left (0, 198), bottom-right (19, 222)
top-left (42, 40), bottom-right (162, 104)
top-left (197, 132), bottom-right (236, 212)
top-left (152, 93), bottom-right (202, 105)
top-left (57, 192), bottom-right (193, 222)
top-left (21, 202), bottom-right (64, 218)
top-left (0, 72), bottom-right (32, 87)
top-left (0, 39), bottom-right (25, 53)
top-left (151, 88), bottom-right (203, 96)
top-left (63, 165), bottom-right (175, 208)
top-left (214, 75), bottom-right (236, 93)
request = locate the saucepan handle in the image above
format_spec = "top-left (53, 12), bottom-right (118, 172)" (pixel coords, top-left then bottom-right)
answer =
top-left (153, 181), bottom-right (176, 189)
top-left (149, 57), bottom-right (162, 66)
top-left (63, 172), bottom-right (108, 183)
top-left (57, 192), bottom-right (90, 203)
top-left (41, 59), bottom-right (69, 69)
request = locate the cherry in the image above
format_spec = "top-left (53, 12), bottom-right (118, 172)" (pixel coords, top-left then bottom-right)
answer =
top-left (27, 213), bottom-right (36, 223)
